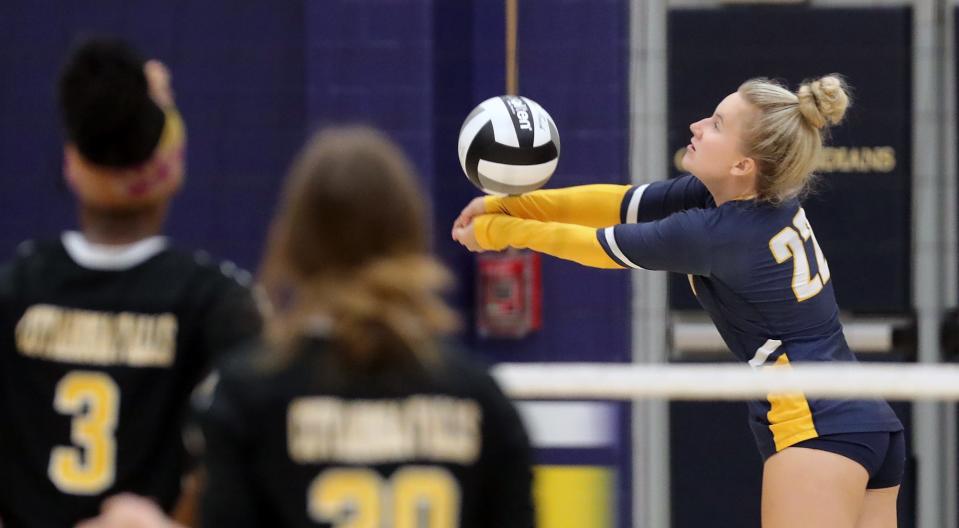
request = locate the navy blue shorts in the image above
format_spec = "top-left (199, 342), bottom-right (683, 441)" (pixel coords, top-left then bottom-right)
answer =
top-left (789, 430), bottom-right (906, 489)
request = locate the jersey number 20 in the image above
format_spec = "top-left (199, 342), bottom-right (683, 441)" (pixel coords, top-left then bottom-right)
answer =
top-left (48, 371), bottom-right (119, 495)
top-left (308, 466), bottom-right (460, 527)
top-left (769, 208), bottom-right (831, 302)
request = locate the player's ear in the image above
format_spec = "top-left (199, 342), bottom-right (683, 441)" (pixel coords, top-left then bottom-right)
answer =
top-left (731, 156), bottom-right (757, 179)
top-left (63, 145), bottom-right (82, 191)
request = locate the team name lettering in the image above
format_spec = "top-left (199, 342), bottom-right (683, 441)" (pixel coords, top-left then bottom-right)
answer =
top-left (674, 146), bottom-right (898, 174)
top-left (287, 396), bottom-right (481, 464)
top-left (16, 304), bottom-right (177, 367)
top-left (818, 146), bottom-right (896, 173)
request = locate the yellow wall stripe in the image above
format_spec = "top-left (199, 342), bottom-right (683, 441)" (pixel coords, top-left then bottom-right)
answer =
top-left (766, 353), bottom-right (819, 451)
top-left (534, 465), bottom-right (613, 528)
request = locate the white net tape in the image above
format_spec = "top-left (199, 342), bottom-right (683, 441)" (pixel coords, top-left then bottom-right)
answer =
top-left (493, 362), bottom-right (959, 400)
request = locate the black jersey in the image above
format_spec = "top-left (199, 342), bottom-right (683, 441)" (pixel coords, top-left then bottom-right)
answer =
top-left (0, 232), bottom-right (262, 528)
top-left (200, 339), bottom-right (534, 528)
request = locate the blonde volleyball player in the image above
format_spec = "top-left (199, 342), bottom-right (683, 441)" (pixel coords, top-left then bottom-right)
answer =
top-left (452, 75), bottom-right (904, 528)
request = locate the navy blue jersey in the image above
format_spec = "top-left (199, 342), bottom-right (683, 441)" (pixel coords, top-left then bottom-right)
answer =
top-left (599, 175), bottom-right (902, 454)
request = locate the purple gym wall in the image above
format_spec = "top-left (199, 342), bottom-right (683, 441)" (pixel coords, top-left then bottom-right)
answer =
top-left (0, 1), bottom-right (633, 525)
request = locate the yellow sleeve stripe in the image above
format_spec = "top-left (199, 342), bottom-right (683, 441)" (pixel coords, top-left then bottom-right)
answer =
top-left (473, 214), bottom-right (623, 269)
top-left (483, 185), bottom-right (631, 227)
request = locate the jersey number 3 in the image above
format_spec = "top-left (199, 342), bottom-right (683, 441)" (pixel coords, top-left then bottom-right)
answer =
top-left (769, 208), bottom-right (831, 302)
top-left (308, 467), bottom-right (460, 528)
top-left (49, 371), bottom-right (119, 495)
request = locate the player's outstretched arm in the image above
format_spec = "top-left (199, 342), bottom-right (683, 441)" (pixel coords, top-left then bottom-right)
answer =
top-left (454, 206), bottom-right (716, 276)
top-left (454, 214), bottom-right (623, 269)
top-left (453, 184), bottom-right (630, 231)
top-left (453, 174), bottom-right (711, 236)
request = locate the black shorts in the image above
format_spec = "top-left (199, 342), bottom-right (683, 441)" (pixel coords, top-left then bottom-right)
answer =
top-left (789, 430), bottom-right (906, 489)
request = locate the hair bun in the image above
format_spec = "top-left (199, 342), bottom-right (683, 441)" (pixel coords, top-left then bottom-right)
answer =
top-left (797, 75), bottom-right (849, 129)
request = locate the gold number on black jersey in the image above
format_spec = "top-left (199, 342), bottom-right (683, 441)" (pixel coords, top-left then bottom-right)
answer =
top-left (308, 466), bottom-right (460, 527)
top-left (769, 208), bottom-right (831, 302)
top-left (309, 468), bottom-right (380, 528)
top-left (48, 371), bottom-right (119, 495)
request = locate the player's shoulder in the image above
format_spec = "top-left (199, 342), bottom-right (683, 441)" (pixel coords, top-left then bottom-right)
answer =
top-left (706, 198), bottom-right (805, 274)
top-left (710, 196), bottom-right (800, 237)
top-left (0, 241), bottom-right (34, 299)
top-left (0, 238), bottom-right (70, 288)
top-left (4, 235), bottom-right (249, 282)
top-left (436, 343), bottom-right (495, 381)
top-left (215, 341), bottom-right (275, 384)
top-left (6, 237), bottom-right (67, 267)
top-left (670, 173), bottom-right (708, 191)
top-left (720, 195), bottom-right (798, 218)
top-left (109, 239), bottom-right (259, 311)
top-left (183, 249), bottom-right (255, 291)
top-left (105, 244), bottom-right (257, 311)
top-left (434, 344), bottom-right (512, 402)
top-left (192, 341), bottom-right (275, 441)
top-left (198, 340), bottom-right (277, 412)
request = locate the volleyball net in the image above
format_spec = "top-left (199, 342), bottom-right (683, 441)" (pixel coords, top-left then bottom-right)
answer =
top-left (495, 361), bottom-right (954, 527)
top-left (493, 362), bottom-right (959, 400)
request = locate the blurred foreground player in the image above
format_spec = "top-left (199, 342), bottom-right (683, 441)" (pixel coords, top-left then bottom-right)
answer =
top-left (78, 127), bottom-right (535, 528)
top-left (0, 39), bottom-right (262, 527)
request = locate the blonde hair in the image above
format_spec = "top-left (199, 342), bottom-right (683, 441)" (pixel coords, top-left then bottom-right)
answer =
top-left (737, 74), bottom-right (850, 204)
top-left (260, 126), bottom-right (459, 369)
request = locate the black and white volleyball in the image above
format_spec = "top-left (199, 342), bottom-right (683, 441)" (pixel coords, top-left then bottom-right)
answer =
top-left (457, 95), bottom-right (560, 195)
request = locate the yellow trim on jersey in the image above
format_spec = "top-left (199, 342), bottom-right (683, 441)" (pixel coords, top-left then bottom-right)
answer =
top-left (534, 466), bottom-right (613, 528)
top-left (473, 215), bottom-right (622, 269)
top-left (483, 184), bottom-right (631, 227)
top-left (687, 274), bottom-right (698, 296)
top-left (766, 353), bottom-right (819, 451)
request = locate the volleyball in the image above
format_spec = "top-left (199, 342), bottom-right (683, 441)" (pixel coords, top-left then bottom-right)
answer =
top-left (457, 95), bottom-right (560, 195)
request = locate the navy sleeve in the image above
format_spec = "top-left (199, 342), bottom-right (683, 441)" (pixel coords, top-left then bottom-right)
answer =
top-left (598, 208), bottom-right (714, 275)
top-left (620, 174), bottom-right (711, 223)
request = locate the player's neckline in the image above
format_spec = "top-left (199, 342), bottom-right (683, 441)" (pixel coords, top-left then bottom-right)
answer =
top-left (61, 231), bottom-right (169, 270)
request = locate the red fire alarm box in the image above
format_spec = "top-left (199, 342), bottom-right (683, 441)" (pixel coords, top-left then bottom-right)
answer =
top-left (476, 249), bottom-right (542, 338)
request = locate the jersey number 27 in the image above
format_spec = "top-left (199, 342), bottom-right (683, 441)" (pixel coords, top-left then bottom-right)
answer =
top-left (769, 208), bottom-right (831, 302)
